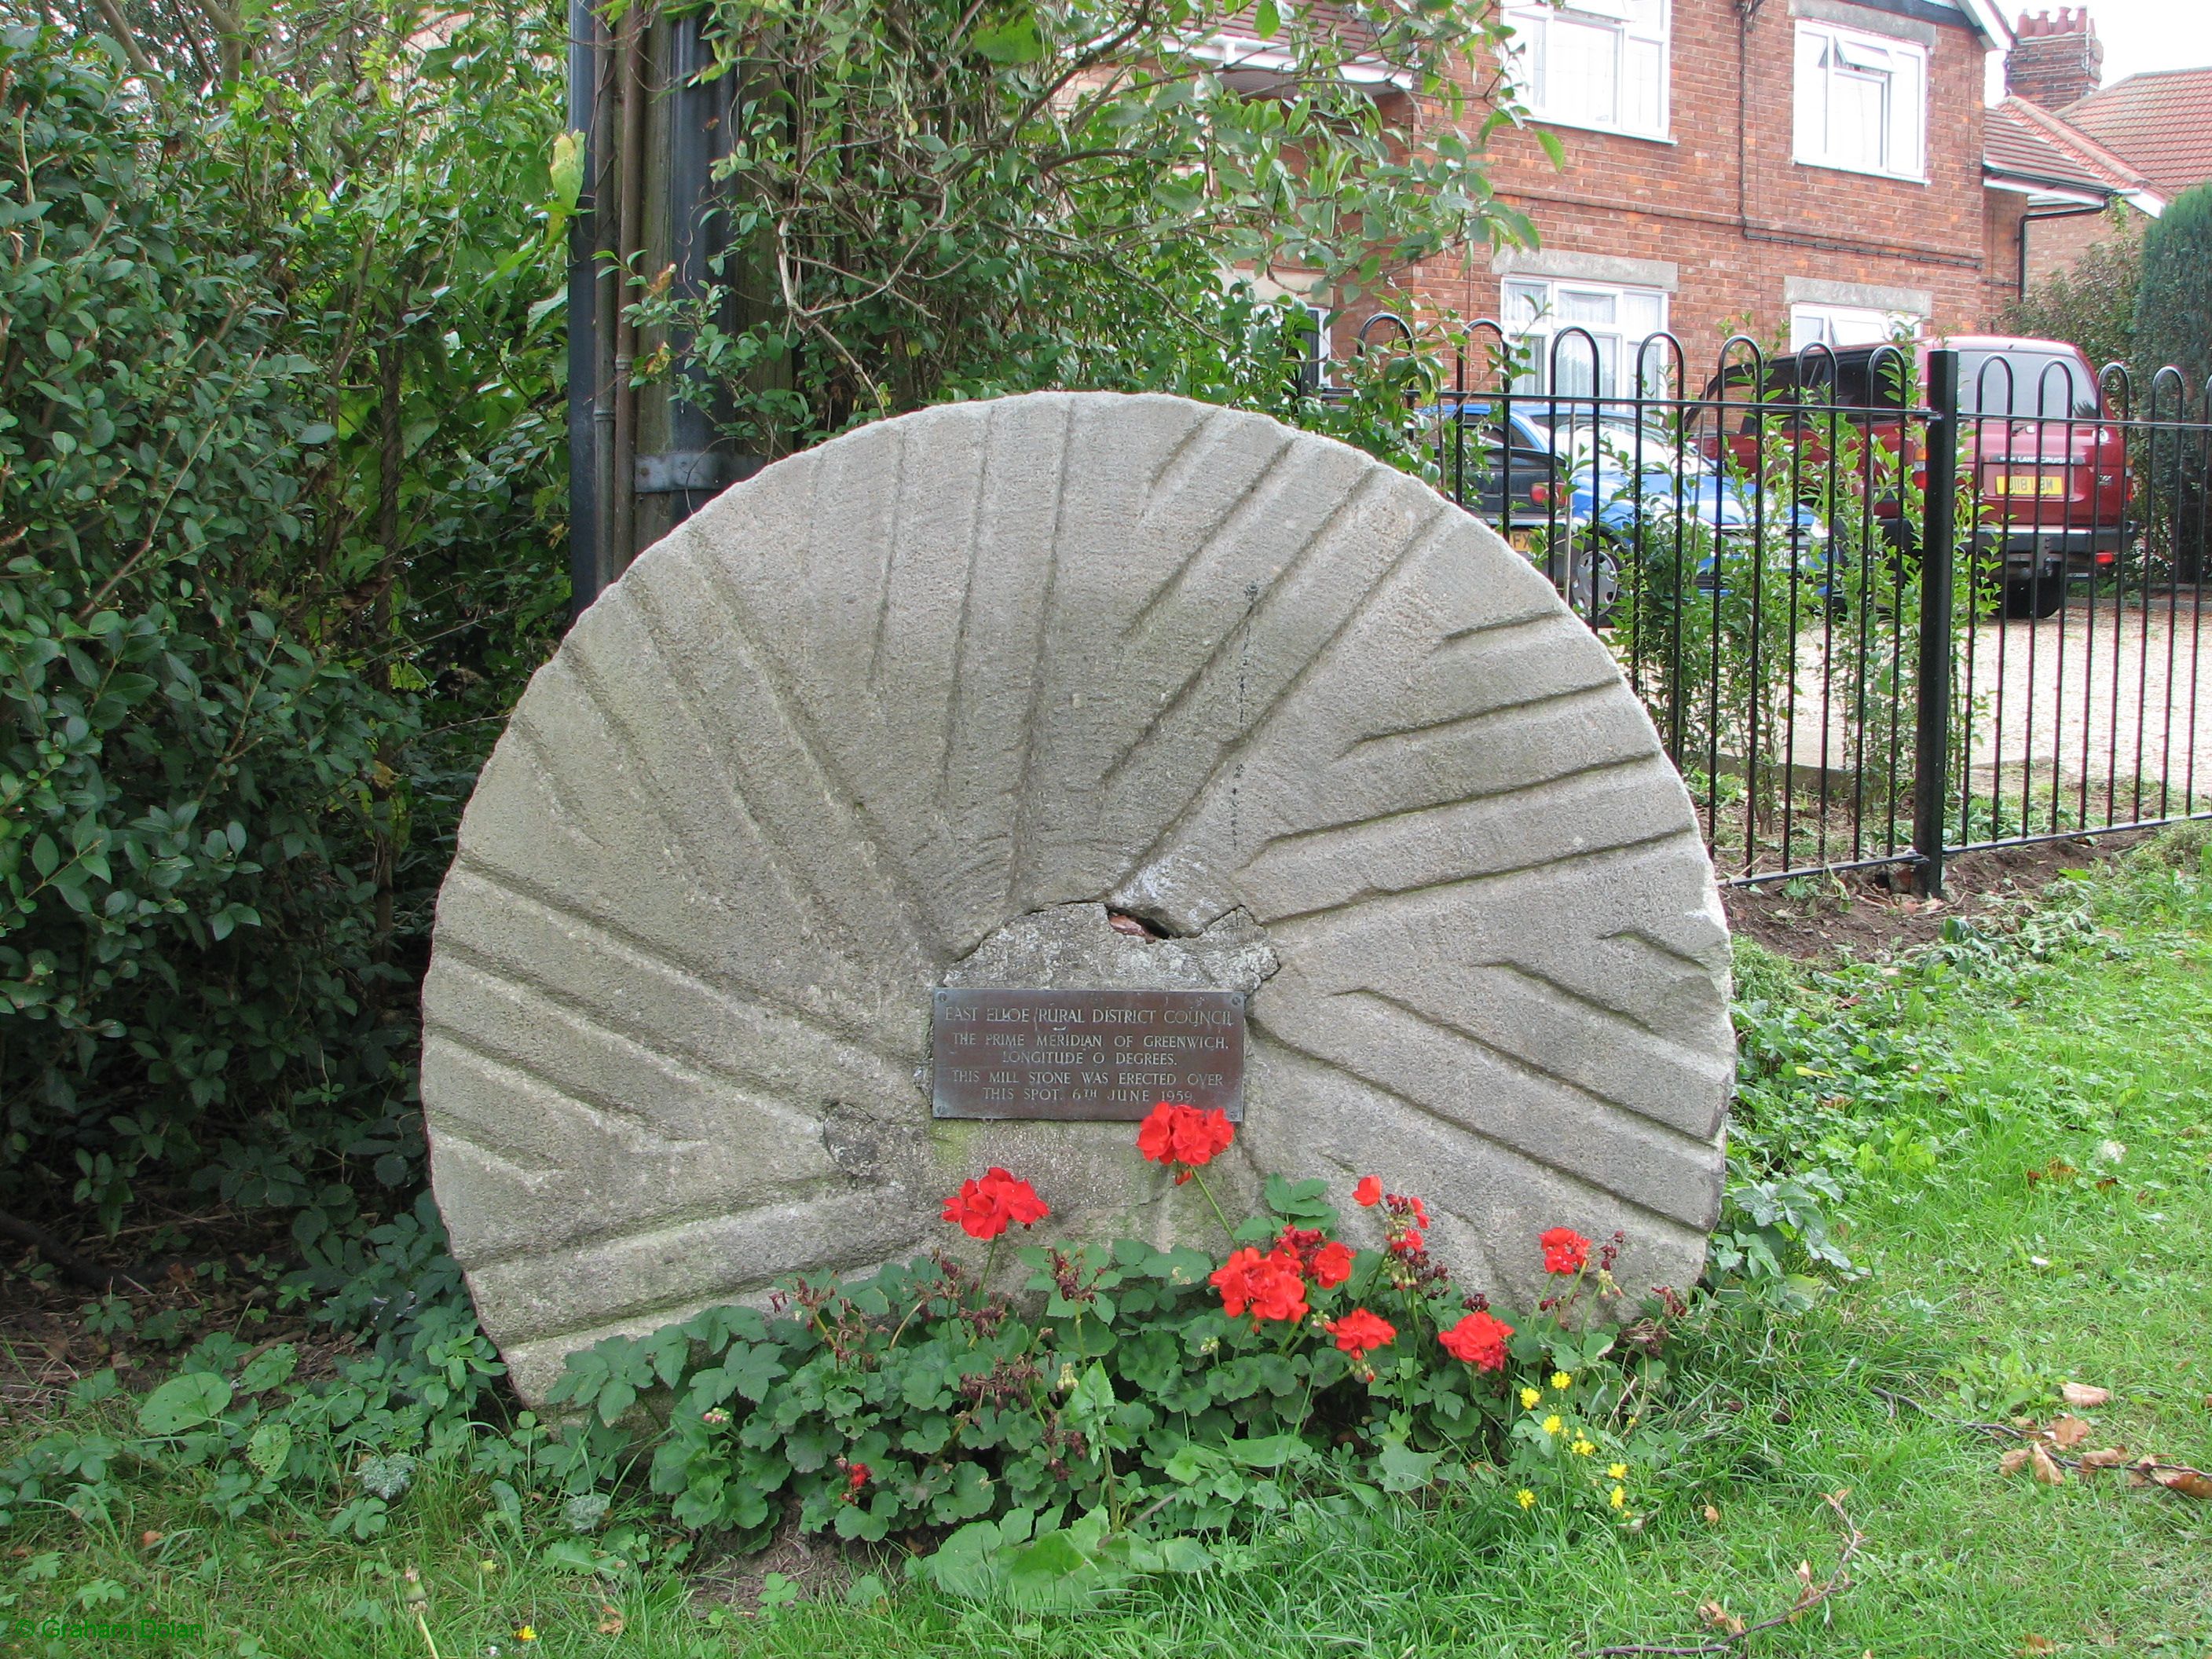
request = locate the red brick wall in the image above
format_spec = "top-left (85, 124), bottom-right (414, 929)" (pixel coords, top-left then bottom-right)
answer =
top-left (2020, 203), bottom-right (2128, 287)
top-left (1986, 187), bottom-right (2029, 309)
top-left (1359, 0), bottom-right (2001, 375)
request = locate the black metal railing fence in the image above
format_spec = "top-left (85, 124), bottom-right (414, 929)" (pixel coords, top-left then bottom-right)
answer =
top-left (1352, 316), bottom-right (2212, 890)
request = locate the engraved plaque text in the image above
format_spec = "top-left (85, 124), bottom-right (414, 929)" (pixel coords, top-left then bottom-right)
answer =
top-left (932, 988), bottom-right (1246, 1121)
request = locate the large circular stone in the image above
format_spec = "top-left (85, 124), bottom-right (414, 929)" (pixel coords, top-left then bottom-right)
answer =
top-left (423, 392), bottom-right (1733, 1401)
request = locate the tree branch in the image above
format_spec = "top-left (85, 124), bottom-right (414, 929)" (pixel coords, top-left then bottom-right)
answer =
top-left (86, 0), bottom-right (158, 79)
top-left (0, 1207), bottom-right (149, 1293)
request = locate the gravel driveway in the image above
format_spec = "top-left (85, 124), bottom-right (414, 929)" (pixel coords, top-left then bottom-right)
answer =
top-left (1956, 591), bottom-right (2212, 819)
top-left (1750, 589), bottom-right (2212, 828)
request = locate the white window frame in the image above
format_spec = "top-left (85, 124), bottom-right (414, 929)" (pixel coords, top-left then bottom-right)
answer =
top-left (1292, 302), bottom-right (1331, 394)
top-left (1793, 20), bottom-right (1927, 183)
top-left (1789, 302), bottom-right (1924, 351)
top-left (1502, 276), bottom-right (1671, 399)
top-left (1501, 0), bottom-right (1671, 143)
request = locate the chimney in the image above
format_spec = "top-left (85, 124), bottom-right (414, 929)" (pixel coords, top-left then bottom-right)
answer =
top-left (2006, 8), bottom-right (2105, 109)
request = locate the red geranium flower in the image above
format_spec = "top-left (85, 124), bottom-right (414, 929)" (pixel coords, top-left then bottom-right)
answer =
top-left (941, 1167), bottom-right (1050, 1241)
top-left (1353, 1175), bottom-right (1383, 1207)
top-left (1273, 1229), bottom-right (1355, 1289)
top-left (1324, 1307), bottom-right (1396, 1357)
top-left (1137, 1101), bottom-right (1236, 1183)
top-left (1310, 1239), bottom-right (1355, 1288)
top-left (1540, 1226), bottom-right (1592, 1276)
top-left (1210, 1246), bottom-right (1309, 1324)
top-left (1437, 1310), bottom-right (1514, 1371)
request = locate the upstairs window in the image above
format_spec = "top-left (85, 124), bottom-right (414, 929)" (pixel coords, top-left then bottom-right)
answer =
top-left (1502, 0), bottom-right (1669, 141)
top-left (1793, 21), bottom-right (1926, 181)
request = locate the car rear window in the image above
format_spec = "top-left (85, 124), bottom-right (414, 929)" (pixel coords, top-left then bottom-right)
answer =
top-left (1957, 350), bottom-right (2099, 420)
top-left (1775, 350), bottom-right (1915, 409)
top-left (1702, 348), bottom-right (1912, 416)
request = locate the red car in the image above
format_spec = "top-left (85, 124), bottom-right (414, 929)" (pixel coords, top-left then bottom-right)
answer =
top-left (1700, 335), bottom-right (2132, 617)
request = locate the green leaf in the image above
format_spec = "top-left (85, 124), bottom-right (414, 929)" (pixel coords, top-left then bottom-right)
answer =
top-left (595, 1378), bottom-right (638, 1423)
top-left (1223, 1433), bottom-right (1313, 1470)
top-left (726, 1344), bottom-right (786, 1402)
top-left (549, 129), bottom-right (586, 212)
top-left (971, 12), bottom-right (1042, 64)
top-left (1254, 0), bottom-right (1280, 39)
top-left (1130, 1533), bottom-right (1212, 1573)
top-left (236, 1344), bottom-right (298, 1394)
top-left (137, 1372), bottom-right (233, 1435)
top-left (246, 1422), bottom-right (291, 1478)
top-left (1375, 1437), bottom-right (1441, 1492)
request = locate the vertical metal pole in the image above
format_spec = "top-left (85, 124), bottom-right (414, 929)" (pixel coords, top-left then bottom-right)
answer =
top-left (609, 7), bottom-right (648, 579)
top-left (661, 8), bottom-right (729, 526)
top-left (566, 0), bottom-right (601, 621)
top-left (1914, 348), bottom-right (1959, 895)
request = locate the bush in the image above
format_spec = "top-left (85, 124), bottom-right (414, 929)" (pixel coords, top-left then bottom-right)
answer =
top-left (1999, 204), bottom-right (2141, 374)
top-left (2133, 181), bottom-right (2212, 577)
top-left (646, 0), bottom-right (1540, 463)
top-left (0, 22), bottom-right (566, 1240)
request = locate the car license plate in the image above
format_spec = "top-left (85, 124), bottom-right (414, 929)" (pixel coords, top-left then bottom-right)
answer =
top-left (1507, 529), bottom-right (1538, 554)
top-left (1992, 472), bottom-right (2064, 497)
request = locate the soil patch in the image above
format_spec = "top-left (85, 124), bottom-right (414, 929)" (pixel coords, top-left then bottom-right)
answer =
top-left (0, 1207), bottom-right (344, 1428)
top-left (687, 1510), bottom-right (862, 1614)
top-left (1721, 830), bottom-right (2152, 963)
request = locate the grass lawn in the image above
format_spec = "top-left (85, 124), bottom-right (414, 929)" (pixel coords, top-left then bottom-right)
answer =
top-left (5, 859), bottom-right (2211, 1659)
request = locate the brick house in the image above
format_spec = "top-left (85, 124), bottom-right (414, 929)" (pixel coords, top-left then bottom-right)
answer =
top-left (1984, 92), bottom-right (2158, 294)
top-left (1342, 0), bottom-right (2018, 392)
top-left (1982, 8), bottom-right (2210, 298)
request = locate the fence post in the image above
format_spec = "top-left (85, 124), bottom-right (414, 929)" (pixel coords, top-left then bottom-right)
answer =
top-left (1913, 349), bottom-right (1959, 897)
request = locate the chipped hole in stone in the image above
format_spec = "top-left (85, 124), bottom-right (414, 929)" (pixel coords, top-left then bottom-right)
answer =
top-left (1104, 908), bottom-right (1168, 940)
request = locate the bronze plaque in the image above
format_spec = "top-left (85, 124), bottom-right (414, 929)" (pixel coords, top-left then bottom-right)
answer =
top-left (932, 987), bottom-right (1247, 1121)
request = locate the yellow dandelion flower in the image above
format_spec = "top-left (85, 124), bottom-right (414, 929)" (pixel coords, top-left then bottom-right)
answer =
top-left (1571, 1437), bottom-right (1596, 1457)
top-left (1608, 1463), bottom-right (1628, 1481)
top-left (1610, 1485), bottom-right (1626, 1510)
top-left (1515, 1489), bottom-right (1536, 1510)
top-left (515, 1628), bottom-right (537, 1644)
top-left (1541, 1413), bottom-right (1563, 1436)
top-left (1550, 1371), bottom-right (1573, 1390)
top-left (1520, 1386), bottom-right (1542, 1409)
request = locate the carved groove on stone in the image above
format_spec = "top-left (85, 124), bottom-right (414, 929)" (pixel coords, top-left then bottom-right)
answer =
top-left (443, 857), bottom-right (911, 1068)
top-left (1251, 822), bottom-right (1702, 929)
top-left (1114, 494), bottom-right (1459, 884)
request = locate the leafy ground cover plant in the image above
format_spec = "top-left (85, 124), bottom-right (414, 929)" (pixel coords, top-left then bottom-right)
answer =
top-left (544, 1103), bottom-right (1685, 1598)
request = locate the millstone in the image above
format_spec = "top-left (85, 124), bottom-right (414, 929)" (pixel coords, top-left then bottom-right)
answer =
top-left (421, 392), bottom-right (1734, 1402)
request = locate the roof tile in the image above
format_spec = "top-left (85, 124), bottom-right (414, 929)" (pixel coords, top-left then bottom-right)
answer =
top-left (2062, 70), bottom-right (2212, 198)
top-left (1984, 95), bottom-right (2156, 199)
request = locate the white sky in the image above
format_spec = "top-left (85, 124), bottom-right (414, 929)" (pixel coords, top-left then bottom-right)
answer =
top-left (1990, 0), bottom-right (2212, 101)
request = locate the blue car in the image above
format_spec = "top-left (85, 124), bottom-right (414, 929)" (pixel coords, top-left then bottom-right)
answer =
top-left (1423, 404), bottom-right (1831, 624)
